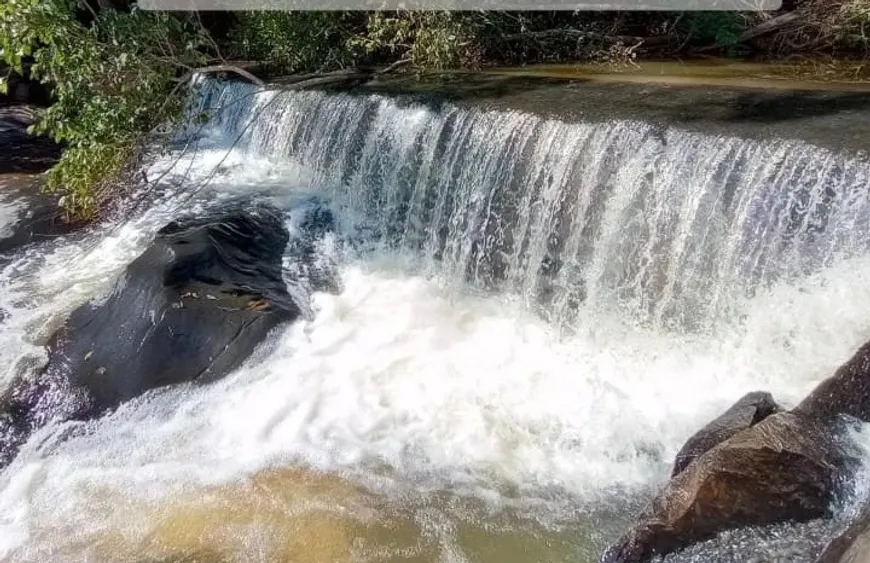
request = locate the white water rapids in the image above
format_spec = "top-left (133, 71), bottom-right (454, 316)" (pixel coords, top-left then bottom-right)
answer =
top-left (1, 79), bottom-right (870, 562)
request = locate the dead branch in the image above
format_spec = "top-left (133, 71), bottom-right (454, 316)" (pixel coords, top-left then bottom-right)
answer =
top-left (375, 58), bottom-right (412, 75)
top-left (173, 64), bottom-right (266, 88)
top-left (694, 12), bottom-right (802, 53)
top-left (498, 28), bottom-right (670, 48)
top-left (736, 11), bottom-right (802, 43)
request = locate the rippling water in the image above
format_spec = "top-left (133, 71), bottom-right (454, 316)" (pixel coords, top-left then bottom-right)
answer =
top-left (0, 79), bottom-right (869, 562)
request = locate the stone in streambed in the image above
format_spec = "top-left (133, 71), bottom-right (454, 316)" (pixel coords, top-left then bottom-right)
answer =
top-left (814, 500), bottom-right (870, 563)
top-left (671, 391), bottom-right (782, 477)
top-left (600, 337), bottom-right (870, 563)
top-left (794, 340), bottom-right (870, 425)
top-left (601, 412), bottom-right (853, 563)
top-left (0, 202), bottom-right (338, 467)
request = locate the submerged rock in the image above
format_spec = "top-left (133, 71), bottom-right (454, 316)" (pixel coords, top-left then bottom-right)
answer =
top-left (672, 391), bottom-right (782, 477)
top-left (601, 413), bottom-right (851, 563)
top-left (0, 202), bottom-right (337, 467)
top-left (661, 517), bottom-right (840, 563)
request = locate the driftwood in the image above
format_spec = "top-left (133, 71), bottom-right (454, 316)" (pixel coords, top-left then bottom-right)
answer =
top-left (499, 28), bottom-right (671, 48)
top-left (375, 58), bottom-right (412, 75)
top-left (736, 12), bottom-right (802, 43)
top-left (175, 64), bottom-right (265, 88)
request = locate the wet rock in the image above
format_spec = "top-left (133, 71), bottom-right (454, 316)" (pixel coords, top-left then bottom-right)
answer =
top-left (0, 105), bottom-right (60, 174)
top-left (53, 203), bottom-right (300, 407)
top-left (661, 517), bottom-right (839, 563)
top-left (0, 175), bottom-right (72, 258)
top-left (672, 391), bottom-right (782, 477)
top-left (601, 412), bottom-right (852, 563)
top-left (794, 340), bottom-right (870, 424)
top-left (814, 501), bottom-right (870, 563)
top-left (0, 203), bottom-right (334, 467)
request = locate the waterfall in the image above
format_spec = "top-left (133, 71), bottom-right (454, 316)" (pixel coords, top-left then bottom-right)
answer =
top-left (3, 77), bottom-right (870, 562)
top-left (193, 79), bottom-right (870, 332)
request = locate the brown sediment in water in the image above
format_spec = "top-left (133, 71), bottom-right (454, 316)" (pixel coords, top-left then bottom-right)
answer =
top-left (481, 60), bottom-right (870, 93)
top-left (7, 468), bottom-right (374, 563)
top-left (4, 466), bottom-right (599, 563)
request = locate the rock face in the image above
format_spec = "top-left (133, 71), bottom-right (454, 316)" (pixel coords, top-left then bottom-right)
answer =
top-left (794, 340), bottom-right (870, 424)
top-left (671, 391), bottom-right (782, 477)
top-left (600, 339), bottom-right (870, 563)
top-left (0, 202), bottom-right (335, 467)
top-left (0, 175), bottom-right (72, 258)
top-left (601, 412), bottom-right (851, 563)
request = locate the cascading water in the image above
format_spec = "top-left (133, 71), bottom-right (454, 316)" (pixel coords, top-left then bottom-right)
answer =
top-left (197, 80), bottom-right (870, 332)
top-left (1, 77), bottom-right (870, 562)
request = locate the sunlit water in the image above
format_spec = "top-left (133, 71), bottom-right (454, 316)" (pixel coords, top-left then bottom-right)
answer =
top-left (1, 80), bottom-right (870, 562)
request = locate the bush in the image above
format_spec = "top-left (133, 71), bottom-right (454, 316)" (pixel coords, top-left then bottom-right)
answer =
top-left (231, 12), bottom-right (364, 73)
top-left (0, 1), bottom-right (208, 218)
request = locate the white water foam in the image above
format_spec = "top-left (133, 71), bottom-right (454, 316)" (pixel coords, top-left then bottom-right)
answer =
top-left (2, 77), bottom-right (870, 559)
top-left (0, 145), bottom-right (868, 558)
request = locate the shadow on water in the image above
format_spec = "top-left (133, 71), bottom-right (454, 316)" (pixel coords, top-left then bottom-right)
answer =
top-left (338, 72), bottom-right (870, 153)
top-left (725, 91), bottom-right (870, 123)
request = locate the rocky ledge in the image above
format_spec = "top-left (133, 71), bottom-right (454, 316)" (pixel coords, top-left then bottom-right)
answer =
top-left (601, 341), bottom-right (870, 563)
top-left (0, 201), bottom-right (339, 467)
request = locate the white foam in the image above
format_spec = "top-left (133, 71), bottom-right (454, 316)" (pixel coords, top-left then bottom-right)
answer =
top-left (1, 240), bottom-right (870, 556)
top-left (0, 126), bottom-right (868, 557)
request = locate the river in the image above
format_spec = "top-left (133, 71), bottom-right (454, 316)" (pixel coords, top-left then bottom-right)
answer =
top-left (1, 75), bottom-right (870, 562)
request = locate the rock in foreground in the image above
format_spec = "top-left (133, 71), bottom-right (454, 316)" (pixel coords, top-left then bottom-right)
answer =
top-left (602, 412), bottom-right (851, 563)
top-left (795, 340), bottom-right (870, 425)
top-left (601, 338), bottom-right (870, 563)
top-left (814, 501), bottom-right (870, 563)
top-left (0, 203), bottom-right (332, 467)
top-left (671, 391), bottom-right (782, 477)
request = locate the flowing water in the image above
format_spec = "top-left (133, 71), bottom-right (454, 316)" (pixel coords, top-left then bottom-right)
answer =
top-left (1, 78), bottom-right (870, 562)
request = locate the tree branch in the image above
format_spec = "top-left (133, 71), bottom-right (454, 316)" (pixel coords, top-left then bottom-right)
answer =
top-left (375, 58), bottom-right (412, 75)
top-left (173, 64), bottom-right (266, 88)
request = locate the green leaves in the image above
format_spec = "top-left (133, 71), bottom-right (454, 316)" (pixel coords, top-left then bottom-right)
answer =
top-left (0, 3), bottom-right (208, 219)
top-left (231, 11), bottom-right (479, 74)
top-left (231, 12), bottom-right (362, 74)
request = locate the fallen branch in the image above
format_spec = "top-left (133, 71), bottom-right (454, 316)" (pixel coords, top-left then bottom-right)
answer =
top-left (736, 11), bottom-right (802, 43)
top-left (498, 28), bottom-right (668, 46)
top-left (375, 58), bottom-right (412, 75)
top-left (173, 64), bottom-right (266, 88)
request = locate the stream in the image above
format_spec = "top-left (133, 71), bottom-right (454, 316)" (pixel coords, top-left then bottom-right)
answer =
top-left (1, 76), bottom-right (870, 562)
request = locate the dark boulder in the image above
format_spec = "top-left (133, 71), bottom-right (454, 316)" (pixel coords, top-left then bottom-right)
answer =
top-left (794, 340), bottom-right (870, 424)
top-left (671, 391), bottom-right (782, 477)
top-left (0, 203), bottom-right (332, 467)
top-left (55, 203), bottom-right (300, 406)
top-left (0, 175), bottom-right (73, 259)
top-left (601, 412), bottom-right (852, 563)
top-left (0, 105), bottom-right (60, 174)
